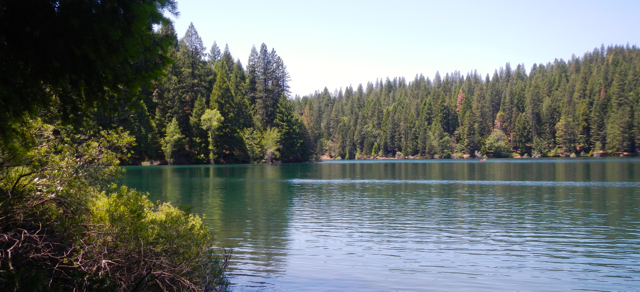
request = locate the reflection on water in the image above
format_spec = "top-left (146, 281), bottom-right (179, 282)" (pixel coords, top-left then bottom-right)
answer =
top-left (121, 158), bottom-right (640, 291)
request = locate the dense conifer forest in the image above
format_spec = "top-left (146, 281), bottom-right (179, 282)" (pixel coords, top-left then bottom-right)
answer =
top-left (103, 22), bottom-right (310, 165)
top-left (1, 0), bottom-right (639, 289)
top-left (295, 44), bottom-right (640, 160)
top-left (106, 22), bottom-right (639, 163)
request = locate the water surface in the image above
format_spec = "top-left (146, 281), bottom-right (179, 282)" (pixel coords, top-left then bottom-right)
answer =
top-left (121, 158), bottom-right (640, 291)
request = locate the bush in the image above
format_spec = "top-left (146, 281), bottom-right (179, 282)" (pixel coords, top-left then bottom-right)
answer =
top-left (89, 187), bottom-right (229, 291)
top-left (0, 120), bottom-right (228, 291)
top-left (485, 129), bottom-right (512, 158)
top-left (395, 152), bottom-right (404, 159)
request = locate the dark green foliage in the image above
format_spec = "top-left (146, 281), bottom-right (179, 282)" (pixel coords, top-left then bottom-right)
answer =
top-left (275, 96), bottom-right (310, 162)
top-left (130, 27), bottom-right (308, 164)
top-left (210, 63), bottom-right (248, 163)
top-left (0, 0), bottom-right (177, 149)
top-left (1, 3), bottom-right (234, 291)
top-left (294, 45), bottom-right (640, 158)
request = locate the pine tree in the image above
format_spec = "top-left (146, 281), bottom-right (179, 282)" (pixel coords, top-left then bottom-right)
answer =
top-left (209, 63), bottom-right (248, 163)
top-left (513, 113), bottom-right (530, 151)
top-left (463, 110), bottom-right (480, 154)
top-left (209, 41), bottom-right (222, 65)
top-left (606, 63), bottom-right (631, 153)
top-left (555, 116), bottom-right (577, 155)
top-left (240, 128), bottom-right (263, 163)
top-left (274, 96), bottom-right (309, 162)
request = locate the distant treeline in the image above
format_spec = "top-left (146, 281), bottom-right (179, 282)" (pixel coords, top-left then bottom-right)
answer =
top-left (103, 22), bottom-right (640, 163)
top-left (294, 44), bottom-right (640, 159)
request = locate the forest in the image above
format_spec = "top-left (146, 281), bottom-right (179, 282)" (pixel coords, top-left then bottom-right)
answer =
top-left (114, 22), bottom-right (640, 164)
top-left (1, 1), bottom-right (231, 291)
top-left (295, 44), bottom-right (640, 160)
top-left (1, 0), bottom-right (639, 290)
top-left (102, 22), bottom-right (310, 165)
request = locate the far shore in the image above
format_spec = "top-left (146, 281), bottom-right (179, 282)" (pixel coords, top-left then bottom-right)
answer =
top-left (318, 152), bottom-right (637, 161)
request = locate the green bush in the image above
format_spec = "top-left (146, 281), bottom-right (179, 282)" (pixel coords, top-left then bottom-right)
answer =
top-left (89, 186), bottom-right (229, 291)
top-left (485, 129), bottom-right (512, 158)
top-left (0, 119), bottom-right (228, 291)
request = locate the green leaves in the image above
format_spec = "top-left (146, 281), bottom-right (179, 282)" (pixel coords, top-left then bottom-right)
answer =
top-left (89, 186), bottom-right (228, 291)
top-left (262, 127), bottom-right (281, 164)
top-left (0, 0), bottom-right (178, 146)
top-left (201, 109), bottom-right (224, 133)
top-left (201, 109), bottom-right (224, 164)
top-left (161, 118), bottom-right (183, 165)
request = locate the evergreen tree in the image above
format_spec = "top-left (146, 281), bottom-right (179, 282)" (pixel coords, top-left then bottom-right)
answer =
top-left (209, 62), bottom-right (248, 163)
top-left (513, 113), bottom-right (530, 150)
top-left (241, 128), bottom-right (264, 163)
top-left (274, 96), bottom-right (310, 162)
top-left (189, 95), bottom-right (208, 161)
top-left (555, 116), bottom-right (577, 155)
top-left (209, 41), bottom-right (222, 65)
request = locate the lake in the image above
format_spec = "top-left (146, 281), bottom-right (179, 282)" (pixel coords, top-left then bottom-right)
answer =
top-left (120, 158), bottom-right (640, 291)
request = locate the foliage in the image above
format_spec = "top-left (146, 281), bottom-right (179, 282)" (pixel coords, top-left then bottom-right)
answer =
top-left (274, 96), bottom-right (310, 162)
top-left (292, 45), bottom-right (640, 159)
top-left (0, 119), bottom-right (228, 291)
top-left (89, 186), bottom-right (229, 291)
top-left (240, 128), bottom-right (264, 163)
top-left (201, 109), bottom-right (224, 164)
top-left (162, 118), bottom-right (184, 165)
top-left (262, 128), bottom-right (281, 164)
top-left (0, 0), bottom-right (178, 149)
top-left (486, 129), bottom-right (512, 158)
top-left (532, 136), bottom-right (549, 157)
top-left (1, 3), bottom-right (230, 291)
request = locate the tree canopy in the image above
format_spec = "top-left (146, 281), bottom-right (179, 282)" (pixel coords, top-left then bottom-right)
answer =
top-left (0, 0), bottom-right (178, 147)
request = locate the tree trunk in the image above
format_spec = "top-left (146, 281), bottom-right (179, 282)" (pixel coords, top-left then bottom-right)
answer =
top-left (210, 132), bottom-right (215, 165)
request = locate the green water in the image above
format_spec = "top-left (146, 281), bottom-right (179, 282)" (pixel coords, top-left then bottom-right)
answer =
top-left (121, 158), bottom-right (640, 291)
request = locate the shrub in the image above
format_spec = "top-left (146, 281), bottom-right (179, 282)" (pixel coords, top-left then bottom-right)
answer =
top-left (0, 119), bottom-right (228, 291)
top-left (485, 129), bottom-right (512, 158)
top-left (89, 186), bottom-right (229, 291)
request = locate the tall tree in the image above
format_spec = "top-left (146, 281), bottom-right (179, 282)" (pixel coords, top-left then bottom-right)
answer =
top-left (274, 96), bottom-right (310, 162)
top-left (162, 117), bottom-right (183, 165)
top-left (209, 41), bottom-right (222, 65)
top-left (201, 109), bottom-right (224, 164)
top-left (209, 63), bottom-right (247, 163)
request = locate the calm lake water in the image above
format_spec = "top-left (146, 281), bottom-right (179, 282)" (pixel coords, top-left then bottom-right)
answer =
top-left (121, 158), bottom-right (640, 291)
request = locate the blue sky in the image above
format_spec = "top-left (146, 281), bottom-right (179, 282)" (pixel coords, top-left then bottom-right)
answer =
top-left (168, 0), bottom-right (640, 97)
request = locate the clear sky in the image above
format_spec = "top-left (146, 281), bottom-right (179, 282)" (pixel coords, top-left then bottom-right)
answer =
top-left (168, 0), bottom-right (640, 97)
